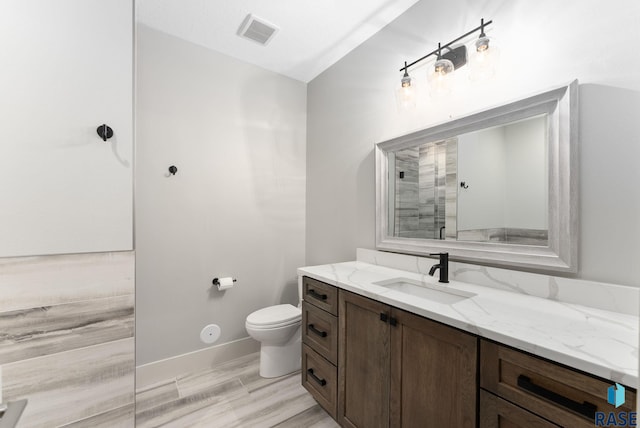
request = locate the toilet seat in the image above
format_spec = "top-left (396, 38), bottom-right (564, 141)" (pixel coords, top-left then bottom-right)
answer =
top-left (246, 304), bottom-right (301, 329)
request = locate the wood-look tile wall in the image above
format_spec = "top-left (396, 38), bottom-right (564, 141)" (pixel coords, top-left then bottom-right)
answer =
top-left (395, 139), bottom-right (457, 240)
top-left (0, 252), bottom-right (135, 427)
top-left (394, 147), bottom-right (420, 238)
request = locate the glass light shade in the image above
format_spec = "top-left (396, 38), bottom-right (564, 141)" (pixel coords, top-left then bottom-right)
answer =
top-left (427, 58), bottom-right (454, 97)
top-left (395, 76), bottom-right (417, 111)
top-left (469, 36), bottom-right (500, 82)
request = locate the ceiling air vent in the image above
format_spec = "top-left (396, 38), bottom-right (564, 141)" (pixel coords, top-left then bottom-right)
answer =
top-left (238, 14), bottom-right (279, 46)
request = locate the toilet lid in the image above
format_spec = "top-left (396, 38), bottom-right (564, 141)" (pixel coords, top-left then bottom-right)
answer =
top-left (246, 304), bottom-right (301, 328)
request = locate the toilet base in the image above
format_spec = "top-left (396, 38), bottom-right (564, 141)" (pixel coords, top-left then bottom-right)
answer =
top-left (258, 328), bottom-right (301, 378)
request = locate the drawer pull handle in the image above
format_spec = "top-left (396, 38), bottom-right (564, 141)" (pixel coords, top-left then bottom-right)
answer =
top-left (517, 375), bottom-right (597, 419)
top-left (307, 368), bottom-right (327, 386)
top-left (308, 289), bottom-right (328, 300)
top-left (308, 324), bottom-right (328, 337)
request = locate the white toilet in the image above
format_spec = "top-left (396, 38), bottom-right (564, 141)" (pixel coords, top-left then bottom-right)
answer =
top-left (245, 279), bottom-right (302, 378)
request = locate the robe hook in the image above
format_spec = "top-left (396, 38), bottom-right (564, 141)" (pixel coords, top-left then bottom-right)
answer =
top-left (96, 124), bottom-right (113, 142)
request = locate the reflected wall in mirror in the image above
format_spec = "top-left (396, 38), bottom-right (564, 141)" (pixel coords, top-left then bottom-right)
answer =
top-left (376, 81), bottom-right (578, 272)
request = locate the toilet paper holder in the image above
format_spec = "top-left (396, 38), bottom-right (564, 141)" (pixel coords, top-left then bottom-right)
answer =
top-left (212, 277), bottom-right (237, 287)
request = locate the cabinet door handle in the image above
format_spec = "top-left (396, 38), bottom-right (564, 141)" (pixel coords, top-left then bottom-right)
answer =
top-left (517, 375), bottom-right (597, 419)
top-left (308, 289), bottom-right (328, 300)
top-left (389, 317), bottom-right (397, 327)
top-left (307, 368), bottom-right (327, 386)
top-left (308, 324), bottom-right (328, 337)
top-left (380, 313), bottom-right (388, 323)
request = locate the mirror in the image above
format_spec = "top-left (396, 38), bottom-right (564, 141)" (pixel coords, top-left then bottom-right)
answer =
top-left (376, 81), bottom-right (578, 272)
top-left (389, 114), bottom-right (548, 244)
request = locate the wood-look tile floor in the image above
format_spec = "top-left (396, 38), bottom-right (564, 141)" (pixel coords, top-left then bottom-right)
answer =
top-left (135, 352), bottom-right (339, 428)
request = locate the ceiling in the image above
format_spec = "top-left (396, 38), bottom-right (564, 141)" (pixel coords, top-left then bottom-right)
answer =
top-left (136, 0), bottom-right (421, 83)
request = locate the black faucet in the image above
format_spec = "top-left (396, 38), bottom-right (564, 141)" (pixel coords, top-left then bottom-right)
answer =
top-left (428, 252), bottom-right (449, 283)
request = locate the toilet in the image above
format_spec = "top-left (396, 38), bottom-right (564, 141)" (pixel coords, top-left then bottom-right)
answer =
top-left (245, 278), bottom-right (302, 378)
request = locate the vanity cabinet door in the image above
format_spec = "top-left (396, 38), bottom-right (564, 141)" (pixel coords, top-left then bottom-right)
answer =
top-left (338, 290), bottom-right (390, 428)
top-left (390, 308), bottom-right (477, 428)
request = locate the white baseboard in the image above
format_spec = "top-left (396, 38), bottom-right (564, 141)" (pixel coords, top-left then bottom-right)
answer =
top-left (136, 337), bottom-right (260, 390)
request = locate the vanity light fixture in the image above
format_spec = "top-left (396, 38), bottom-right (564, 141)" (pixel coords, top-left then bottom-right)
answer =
top-left (401, 61), bottom-right (412, 88)
top-left (396, 61), bottom-right (417, 110)
top-left (398, 18), bottom-right (494, 100)
top-left (427, 43), bottom-right (456, 97)
top-left (469, 18), bottom-right (500, 82)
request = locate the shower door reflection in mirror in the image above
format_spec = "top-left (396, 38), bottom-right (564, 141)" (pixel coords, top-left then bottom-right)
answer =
top-left (388, 114), bottom-right (548, 246)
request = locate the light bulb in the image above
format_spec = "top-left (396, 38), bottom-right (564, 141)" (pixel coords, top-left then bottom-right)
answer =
top-left (427, 58), bottom-right (454, 97)
top-left (396, 79), bottom-right (416, 111)
top-left (469, 35), bottom-right (500, 82)
top-left (396, 67), bottom-right (417, 111)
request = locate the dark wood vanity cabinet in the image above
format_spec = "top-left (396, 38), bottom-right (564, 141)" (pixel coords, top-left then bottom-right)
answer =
top-left (479, 340), bottom-right (637, 428)
top-left (338, 289), bottom-right (390, 428)
top-left (301, 276), bottom-right (339, 419)
top-left (302, 277), bottom-right (636, 428)
top-left (338, 289), bottom-right (478, 428)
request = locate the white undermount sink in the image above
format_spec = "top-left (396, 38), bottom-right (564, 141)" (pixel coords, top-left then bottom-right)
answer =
top-left (372, 278), bottom-right (475, 304)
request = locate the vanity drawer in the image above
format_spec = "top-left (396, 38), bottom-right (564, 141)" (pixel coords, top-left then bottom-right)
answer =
top-left (302, 344), bottom-right (337, 419)
top-left (303, 276), bottom-right (338, 315)
top-left (480, 340), bottom-right (636, 427)
top-left (479, 390), bottom-right (560, 427)
top-left (302, 301), bottom-right (338, 364)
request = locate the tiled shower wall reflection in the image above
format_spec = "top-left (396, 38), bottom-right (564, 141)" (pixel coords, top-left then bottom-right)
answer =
top-left (394, 146), bottom-right (420, 238)
top-left (395, 139), bottom-right (457, 239)
top-left (0, 252), bottom-right (135, 427)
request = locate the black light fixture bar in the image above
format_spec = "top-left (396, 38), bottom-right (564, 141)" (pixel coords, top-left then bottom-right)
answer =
top-left (399, 19), bottom-right (493, 72)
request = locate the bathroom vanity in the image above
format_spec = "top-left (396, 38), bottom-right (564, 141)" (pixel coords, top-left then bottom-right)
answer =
top-left (337, 289), bottom-right (476, 427)
top-left (299, 250), bottom-right (638, 427)
top-left (301, 276), bottom-right (339, 418)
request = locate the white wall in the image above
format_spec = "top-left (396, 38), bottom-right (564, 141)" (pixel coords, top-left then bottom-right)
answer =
top-left (136, 26), bottom-right (307, 364)
top-left (458, 116), bottom-right (547, 231)
top-left (457, 127), bottom-right (507, 231)
top-left (0, 0), bottom-right (133, 257)
top-left (307, 0), bottom-right (640, 286)
top-left (504, 116), bottom-right (547, 229)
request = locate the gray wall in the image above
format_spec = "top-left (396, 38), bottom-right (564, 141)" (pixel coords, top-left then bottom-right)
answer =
top-left (136, 26), bottom-right (307, 365)
top-left (306, 0), bottom-right (640, 287)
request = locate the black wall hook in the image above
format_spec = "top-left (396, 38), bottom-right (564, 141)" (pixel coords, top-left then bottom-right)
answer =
top-left (96, 124), bottom-right (113, 142)
top-left (460, 181), bottom-right (469, 189)
top-left (168, 166), bottom-right (178, 175)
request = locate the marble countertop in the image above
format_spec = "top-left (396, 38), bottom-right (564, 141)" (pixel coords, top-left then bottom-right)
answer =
top-left (298, 261), bottom-right (639, 387)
